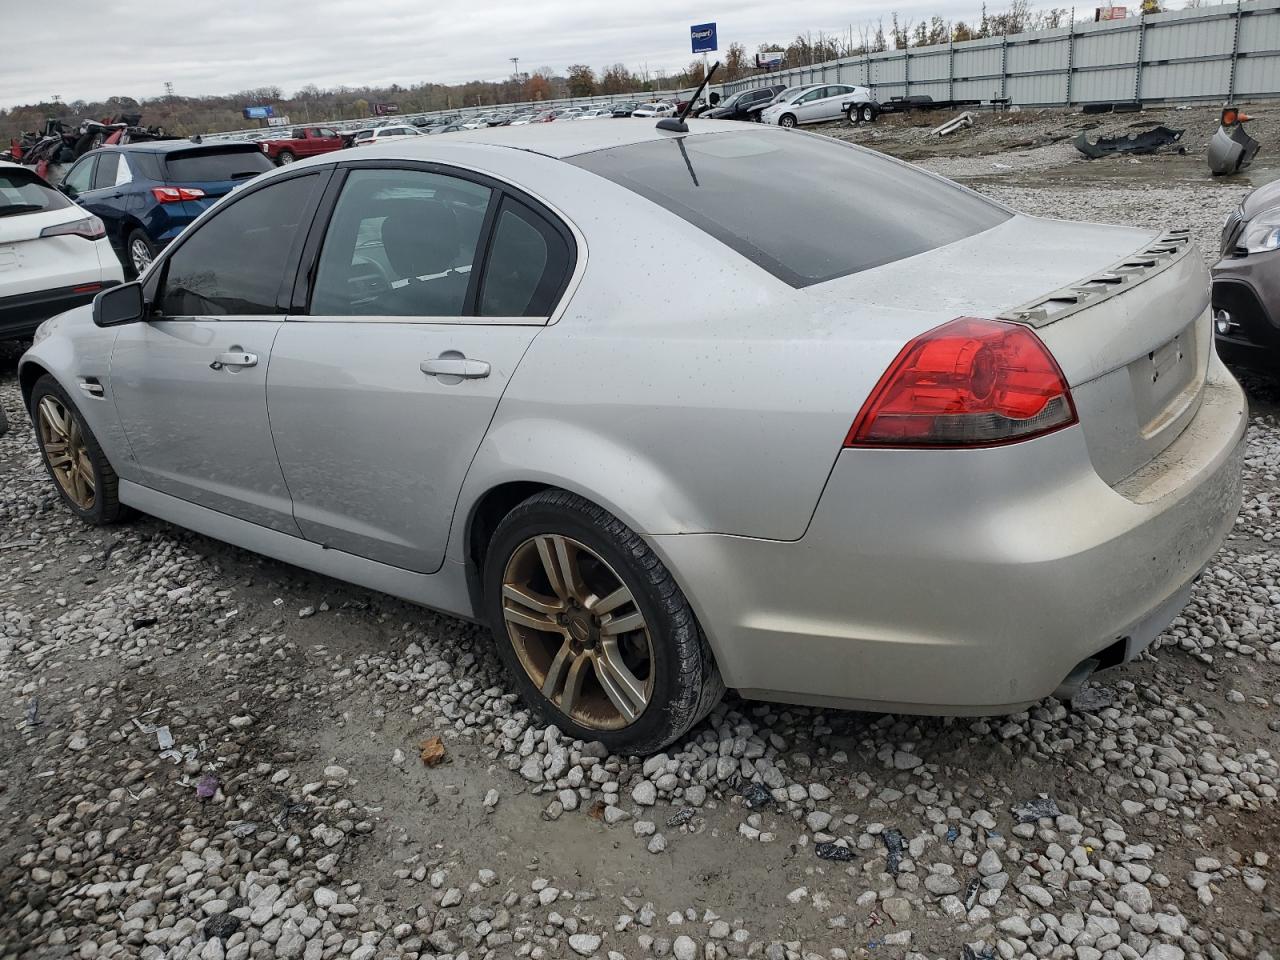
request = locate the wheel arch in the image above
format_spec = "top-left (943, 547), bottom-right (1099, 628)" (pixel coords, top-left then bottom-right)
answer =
top-left (18, 358), bottom-right (52, 413)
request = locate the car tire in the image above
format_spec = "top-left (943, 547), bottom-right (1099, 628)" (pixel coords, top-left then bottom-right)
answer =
top-left (29, 374), bottom-right (126, 526)
top-left (483, 489), bottom-right (724, 755)
top-left (276, 150), bottom-right (296, 165)
top-left (779, 113), bottom-right (797, 129)
top-left (125, 229), bottom-right (156, 279)
top-left (858, 104), bottom-right (877, 123)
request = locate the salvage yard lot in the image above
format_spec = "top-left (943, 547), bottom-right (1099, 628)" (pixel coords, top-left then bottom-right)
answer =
top-left (2, 106), bottom-right (1279, 960)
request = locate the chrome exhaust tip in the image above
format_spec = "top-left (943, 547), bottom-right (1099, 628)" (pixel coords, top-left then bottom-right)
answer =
top-left (1052, 657), bottom-right (1100, 702)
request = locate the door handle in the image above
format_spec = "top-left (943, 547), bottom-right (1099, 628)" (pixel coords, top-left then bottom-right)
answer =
top-left (210, 351), bottom-right (258, 370)
top-left (420, 357), bottom-right (490, 379)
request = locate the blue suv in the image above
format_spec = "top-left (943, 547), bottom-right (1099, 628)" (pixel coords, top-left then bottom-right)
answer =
top-left (57, 140), bottom-right (274, 277)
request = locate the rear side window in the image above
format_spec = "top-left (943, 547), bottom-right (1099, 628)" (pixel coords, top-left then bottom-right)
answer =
top-left (310, 168), bottom-right (492, 317)
top-left (164, 148), bottom-right (273, 183)
top-left (0, 168), bottom-right (71, 215)
top-left (92, 152), bottom-right (119, 190)
top-left (479, 199), bottom-right (573, 317)
top-left (568, 131), bottom-right (1011, 287)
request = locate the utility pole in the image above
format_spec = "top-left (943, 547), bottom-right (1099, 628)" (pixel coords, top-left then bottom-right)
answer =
top-left (510, 57), bottom-right (520, 80)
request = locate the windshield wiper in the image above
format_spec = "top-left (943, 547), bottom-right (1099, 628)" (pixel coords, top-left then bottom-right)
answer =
top-left (0, 204), bottom-right (45, 218)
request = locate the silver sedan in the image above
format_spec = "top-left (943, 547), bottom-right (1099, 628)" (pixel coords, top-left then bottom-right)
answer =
top-left (19, 120), bottom-right (1246, 753)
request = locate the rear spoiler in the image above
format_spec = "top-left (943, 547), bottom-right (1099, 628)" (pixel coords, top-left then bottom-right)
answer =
top-left (164, 142), bottom-right (265, 161)
top-left (997, 229), bottom-right (1194, 328)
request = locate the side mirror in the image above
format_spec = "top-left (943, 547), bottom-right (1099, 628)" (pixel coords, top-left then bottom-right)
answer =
top-left (93, 281), bottom-right (146, 327)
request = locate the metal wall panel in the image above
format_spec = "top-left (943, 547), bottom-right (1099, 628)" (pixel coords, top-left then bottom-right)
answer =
top-left (1073, 27), bottom-right (1140, 68)
top-left (1007, 38), bottom-right (1069, 73)
top-left (1236, 54), bottom-right (1280, 92)
top-left (1008, 72), bottom-right (1069, 103)
top-left (1071, 66), bottom-right (1138, 102)
top-left (953, 45), bottom-right (1003, 79)
top-left (911, 51), bottom-right (953, 81)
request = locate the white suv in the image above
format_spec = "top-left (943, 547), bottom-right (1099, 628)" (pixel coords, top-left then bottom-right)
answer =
top-left (0, 162), bottom-right (123, 340)
top-left (761, 83), bottom-right (872, 128)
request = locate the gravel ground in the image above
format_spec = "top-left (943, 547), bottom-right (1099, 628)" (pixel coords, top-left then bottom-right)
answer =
top-left (2, 114), bottom-right (1280, 960)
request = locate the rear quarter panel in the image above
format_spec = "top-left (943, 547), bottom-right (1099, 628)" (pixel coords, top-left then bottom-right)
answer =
top-left (441, 146), bottom-right (951, 558)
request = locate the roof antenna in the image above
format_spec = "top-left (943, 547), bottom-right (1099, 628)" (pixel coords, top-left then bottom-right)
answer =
top-left (657, 61), bottom-right (719, 134)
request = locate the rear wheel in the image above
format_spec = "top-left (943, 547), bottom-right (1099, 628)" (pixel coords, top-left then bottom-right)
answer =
top-left (484, 490), bottom-right (723, 754)
top-left (858, 104), bottom-right (877, 123)
top-left (30, 375), bottom-right (125, 525)
top-left (779, 113), bottom-right (797, 129)
top-left (276, 150), bottom-right (296, 165)
top-left (125, 229), bottom-right (155, 279)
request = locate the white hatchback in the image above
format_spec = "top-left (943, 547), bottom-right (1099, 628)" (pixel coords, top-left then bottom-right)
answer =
top-left (761, 83), bottom-right (872, 128)
top-left (0, 161), bottom-right (123, 340)
top-left (357, 125), bottom-right (425, 145)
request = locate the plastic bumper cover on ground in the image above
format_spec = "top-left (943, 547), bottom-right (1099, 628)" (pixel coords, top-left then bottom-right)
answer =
top-left (650, 357), bottom-right (1247, 715)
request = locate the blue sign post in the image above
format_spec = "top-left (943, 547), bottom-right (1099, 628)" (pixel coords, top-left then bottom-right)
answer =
top-left (691, 22), bottom-right (717, 54)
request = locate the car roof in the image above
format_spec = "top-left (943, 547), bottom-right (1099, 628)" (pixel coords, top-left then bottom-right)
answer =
top-left (100, 139), bottom-right (258, 155)
top-left (341, 118), bottom-right (782, 161)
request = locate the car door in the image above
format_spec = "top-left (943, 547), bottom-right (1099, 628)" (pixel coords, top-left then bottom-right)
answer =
top-left (109, 170), bottom-right (327, 533)
top-left (793, 89), bottom-right (826, 123)
top-left (818, 85), bottom-right (855, 121)
top-left (316, 127), bottom-right (344, 152)
top-left (74, 151), bottom-right (129, 248)
top-left (59, 154), bottom-right (96, 201)
top-left (267, 163), bottom-right (576, 573)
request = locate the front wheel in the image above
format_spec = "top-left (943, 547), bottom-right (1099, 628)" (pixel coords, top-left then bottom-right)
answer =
top-left (779, 113), bottom-right (797, 129)
top-left (30, 375), bottom-right (125, 525)
top-left (484, 490), bottom-right (723, 754)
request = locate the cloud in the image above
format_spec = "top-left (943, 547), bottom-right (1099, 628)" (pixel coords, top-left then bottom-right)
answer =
top-left (1, 0), bottom-right (988, 108)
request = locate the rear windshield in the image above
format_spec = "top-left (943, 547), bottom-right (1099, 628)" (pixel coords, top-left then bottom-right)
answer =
top-left (0, 168), bottom-right (70, 217)
top-left (568, 131), bottom-right (1010, 287)
top-left (164, 147), bottom-right (273, 183)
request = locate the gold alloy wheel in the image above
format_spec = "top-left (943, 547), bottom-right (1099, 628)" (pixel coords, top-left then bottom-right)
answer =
top-left (501, 534), bottom-right (655, 730)
top-left (37, 395), bottom-right (95, 511)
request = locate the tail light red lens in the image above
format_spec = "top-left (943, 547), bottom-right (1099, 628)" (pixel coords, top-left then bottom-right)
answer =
top-left (845, 317), bottom-right (1077, 448)
top-left (150, 186), bottom-right (206, 203)
top-left (40, 215), bottom-right (107, 240)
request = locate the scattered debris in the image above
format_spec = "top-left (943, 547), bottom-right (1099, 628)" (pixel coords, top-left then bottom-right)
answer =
top-left (24, 698), bottom-right (41, 727)
top-left (815, 841), bottom-right (856, 862)
top-left (1071, 684), bottom-right (1115, 712)
top-left (882, 828), bottom-right (908, 874)
top-left (274, 799), bottom-right (312, 829)
top-left (933, 112), bottom-right (974, 137)
top-left (156, 726), bottom-right (175, 750)
top-left (666, 807), bottom-right (696, 828)
top-left (1209, 106), bottom-right (1261, 176)
top-left (962, 944), bottom-right (997, 960)
top-left (1011, 796), bottom-right (1062, 823)
top-left (230, 822), bottom-right (258, 838)
top-left (419, 736), bottom-right (447, 766)
top-left (586, 800), bottom-right (607, 821)
top-left (964, 876), bottom-right (982, 909)
top-left (1074, 125), bottom-right (1185, 158)
top-left (195, 774), bottom-right (219, 799)
top-left (740, 782), bottom-right (773, 809)
top-left (946, 825), bottom-right (960, 843)
top-left (204, 913), bottom-right (241, 941)
top-left (130, 616), bottom-right (158, 630)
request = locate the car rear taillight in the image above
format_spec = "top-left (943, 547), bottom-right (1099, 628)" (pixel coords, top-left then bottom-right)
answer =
top-left (845, 316), bottom-right (1077, 448)
top-left (39, 215), bottom-right (107, 240)
top-left (151, 186), bottom-right (206, 203)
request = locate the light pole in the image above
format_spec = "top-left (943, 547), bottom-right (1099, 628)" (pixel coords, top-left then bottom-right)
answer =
top-left (510, 58), bottom-right (521, 105)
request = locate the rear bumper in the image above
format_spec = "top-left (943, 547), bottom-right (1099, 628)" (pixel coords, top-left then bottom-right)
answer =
top-left (650, 356), bottom-right (1247, 715)
top-left (0, 281), bottom-right (118, 340)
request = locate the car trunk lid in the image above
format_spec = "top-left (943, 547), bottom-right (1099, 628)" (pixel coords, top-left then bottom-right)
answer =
top-left (813, 214), bottom-right (1211, 486)
top-left (162, 143), bottom-right (273, 208)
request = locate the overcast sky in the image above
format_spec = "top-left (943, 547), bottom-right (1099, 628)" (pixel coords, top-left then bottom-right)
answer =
top-left (2, 0), bottom-right (997, 108)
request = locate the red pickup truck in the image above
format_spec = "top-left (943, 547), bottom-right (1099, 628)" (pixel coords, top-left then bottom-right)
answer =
top-left (260, 127), bottom-right (345, 165)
